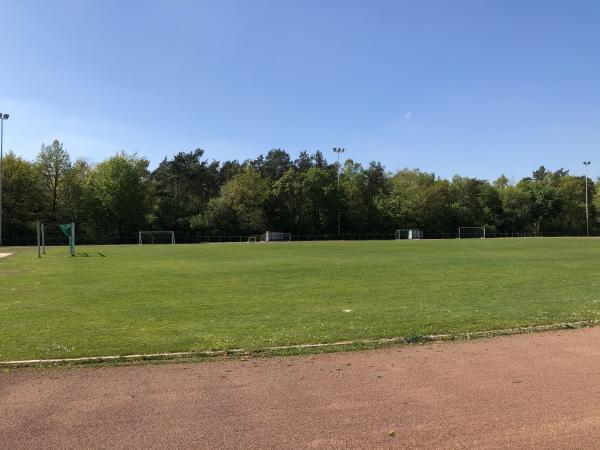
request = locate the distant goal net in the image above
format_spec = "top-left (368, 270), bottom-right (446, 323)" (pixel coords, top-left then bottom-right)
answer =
top-left (458, 227), bottom-right (486, 239)
top-left (395, 229), bottom-right (423, 240)
top-left (261, 231), bottom-right (291, 242)
top-left (138, 231), bottom-right (175, 245)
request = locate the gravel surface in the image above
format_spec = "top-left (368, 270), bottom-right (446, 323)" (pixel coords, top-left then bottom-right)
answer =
top-left (3, 328), bottom-right (600, 449)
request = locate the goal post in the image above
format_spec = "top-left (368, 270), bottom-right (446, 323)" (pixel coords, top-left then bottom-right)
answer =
top-left (458, 227), bottom-right (486, 239)
top-left (138, 231), bottom-right (175, 245)
top-left (59, 223), bottom-right (76, 256)
top-left (261, 231), bottom-right (291, 242)
top-left (41, 222), bottom-right (46, 254)
top-left (37, 221), bottom-right (75, 257)
top-left (37, 220), bottom-right (41, 258)
top-left (395, 229), bottom-right (423, 240)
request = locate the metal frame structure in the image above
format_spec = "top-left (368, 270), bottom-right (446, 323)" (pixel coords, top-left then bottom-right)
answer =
top-left (584, 161), bottom-right (591, 237)
top-left (458, 226), bottom-right (486, 239)
top-left (395, 229), bottom-right (423, 240)
top-left (0, 113), bottom-right (9, 246)
top-left (332, 147), bottom-right (346, 236)
top-left (262, 231), bottom-right (291, 242)
top-left (37, 221), bottom-right (75, 257)
top-left (138, 230), bottom-right (175, 245)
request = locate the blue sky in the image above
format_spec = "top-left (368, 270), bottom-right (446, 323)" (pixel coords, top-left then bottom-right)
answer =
top-left (1, 0), bottom-right (599, 181)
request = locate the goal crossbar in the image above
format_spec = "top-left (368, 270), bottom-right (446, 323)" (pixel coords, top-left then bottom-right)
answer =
top-left (458, 227), bottom-right (486, 239)
top-left (395, 229), bottom-right (423, 240)
top-left (262, 231), bottom-right (291, 242)
top-left (138, 231), bottom-right (175, 245)
top-left (37, 221), bottom-right (76, 257)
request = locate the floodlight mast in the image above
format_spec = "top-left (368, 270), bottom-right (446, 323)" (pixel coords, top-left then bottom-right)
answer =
top-left (584, 161), bottom-right (591, 237)
top-left (0, 113), bottom-right (9, 246)
top-left (332, 147), bottom-right (345, 236)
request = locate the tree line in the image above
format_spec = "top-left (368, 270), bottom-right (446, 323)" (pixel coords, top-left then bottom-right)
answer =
top-left (2, 140), bottom-right (598, 243)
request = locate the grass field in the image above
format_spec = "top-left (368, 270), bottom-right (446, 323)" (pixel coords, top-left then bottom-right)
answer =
top-left (1, 238), bottom-right (600, 361)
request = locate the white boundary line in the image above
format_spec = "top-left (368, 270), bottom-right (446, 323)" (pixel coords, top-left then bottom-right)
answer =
top-left (2, 320), bottom-right (599, 367)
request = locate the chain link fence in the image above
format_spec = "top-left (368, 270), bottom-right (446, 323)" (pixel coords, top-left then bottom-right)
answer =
top-left (1, 229), bottom-right (594, 246)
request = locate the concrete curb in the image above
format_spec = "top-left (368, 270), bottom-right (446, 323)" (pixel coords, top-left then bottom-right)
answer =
top-left (2, 319), bottom-right (599, 367)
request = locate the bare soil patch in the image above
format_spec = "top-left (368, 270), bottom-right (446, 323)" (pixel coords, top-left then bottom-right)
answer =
top-left (3, 328), bottom-right (600, 449)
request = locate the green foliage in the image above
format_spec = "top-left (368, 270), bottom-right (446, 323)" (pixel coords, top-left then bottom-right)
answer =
top-left (152, 148), bottom-right (221, 232)
top-left (37, 140), bottom-right (71, 217)
top-left (88, 152), bottom-right (152, 235)
top-left (340, 160), bottom-right (370, 232)
top-left (498, 186), bottom-right (531, 231)
top-left (271, 168), bottom-right (306, 232)
top-left (200, 167), bottom-right (269, 234)
top-left (403, 332), bottom-right (425, 344)
top-left (302, 167), bottom-right (337, 233)
top-left (1, 143), bottom-right (597, 240)
top-left (379, 170), bottom-right (446, 231)
top-left (1, 152), bottom-right (44, 238)
top-left (62, 159), bottom-right (91, 225)
top-left (2, 239), bottom-right (600, 360)
top-left (594, 184), bottom-right (600, 225)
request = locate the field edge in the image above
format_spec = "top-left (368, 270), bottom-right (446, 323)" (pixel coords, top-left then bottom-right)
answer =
top-left (2, 318), bottom-right (598, 370)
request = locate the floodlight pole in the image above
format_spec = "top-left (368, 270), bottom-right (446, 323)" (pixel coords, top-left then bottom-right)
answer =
top-left (333, 147), bottom-right (345, 236)
top-left (0, 113), bottom-right (9, 246)
top-left (584, 161), bottom-right (591, 237)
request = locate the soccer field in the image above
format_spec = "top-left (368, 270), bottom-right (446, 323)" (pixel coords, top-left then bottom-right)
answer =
top-left (1, 239), bottom-right (599, 361)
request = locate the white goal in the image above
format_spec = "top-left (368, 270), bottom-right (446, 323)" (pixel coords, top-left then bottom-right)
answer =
top-left (261, 231), bottom-right (291, 242)
top-left (138, 231), bottom-right (175, 245)
top-left (395, 229), bottom-right (423, 240)
top-left (458, 227), bottom-right (486, 239)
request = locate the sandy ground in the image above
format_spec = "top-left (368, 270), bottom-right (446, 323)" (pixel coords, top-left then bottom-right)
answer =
top-left (0, 253), bottom-right (13, 259)
top-left (3, 328), bottom-right (600, 449)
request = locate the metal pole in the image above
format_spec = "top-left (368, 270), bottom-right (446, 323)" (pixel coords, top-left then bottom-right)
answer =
top-left (585, 169), bottom-right (589, 237)
top-left (37, 220), bottom-right (41, 258)
top-left (337, 151), bottom-right (340, 236)
top-left (584, 161), bottom-right (591, 237)
top-left (332, 147), bottom-right (345, 236)
top-left (0, 115), bottom-right (5, 246)
top-left (71, 222), bottom-right (75, 256)
top-left (42, 223), bottom-right (46, 254)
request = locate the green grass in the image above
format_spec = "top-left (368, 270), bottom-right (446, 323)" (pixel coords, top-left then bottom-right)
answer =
top-left (1, 238), bottom-right (600, 361)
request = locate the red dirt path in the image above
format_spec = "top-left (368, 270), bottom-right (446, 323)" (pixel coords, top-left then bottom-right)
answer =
top-left (3, 328), bottom-right (600, 449)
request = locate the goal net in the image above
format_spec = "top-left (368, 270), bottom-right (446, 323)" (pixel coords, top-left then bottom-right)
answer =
top-left (395, 229), bottom-right (423, 240)
top-left (261, 231), bottom-right (291, 242)
top-left (458, 227), bottom-right (486, 239)
top-left (138, 231), bottom-right (175, 245)
top-left (37, 221), bottom-right (76, 257)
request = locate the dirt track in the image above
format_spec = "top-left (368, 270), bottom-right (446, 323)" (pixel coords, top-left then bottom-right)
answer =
top-left (3, 328), bottom-right (600, 449)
